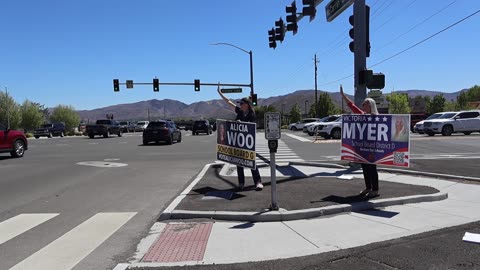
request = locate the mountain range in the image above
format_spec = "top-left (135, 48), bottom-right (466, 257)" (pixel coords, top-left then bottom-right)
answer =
top-left (77, 89), bottom-right (467, 121)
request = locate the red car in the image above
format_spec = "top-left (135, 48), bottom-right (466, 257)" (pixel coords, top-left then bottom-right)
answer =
top-left (0, 123), bottom-right (28, 158)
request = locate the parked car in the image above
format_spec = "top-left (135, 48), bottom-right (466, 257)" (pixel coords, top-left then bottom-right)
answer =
top-left (143, 120), bottom-right (182, 145)
top-left (423, 110), bottom-right (480, 136)
top-left (192, 120), bottom-right (212, 135)
top-left (0, 123), bottom-right (28, 158)
top-left (118, 121), bottom-right (135, 133)
top-left (304, 115), bottom-right (341, 136)
top-left (288, 118), bottom-right (321, 131)
top-left (314, 116), bottom-right (342, 139)
top-left (135, 121), bottom-right (149, 132)
top-left (33, 123), bottom-right (65, 138)
top-left (413, 112), bottom-right (449, 134)
top-left (410, 113), bottom-right (429, 132)
top-left (86, 119), bottom-right (122, 138)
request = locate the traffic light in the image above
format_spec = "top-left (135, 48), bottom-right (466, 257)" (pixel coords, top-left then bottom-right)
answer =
top-left (275, 18), bottom-right (285, 42)
top-left (251, 94), bottom-right (258, 106)
top-left (113, 79), bottom-right (120, 92)
top-left (367, 73), bottom-right (385, 90)
top-left (302, 0), bottom-right (316, 21)
top-left (286, 1), bottom-right (298, 35)
top-left (268, 28), bottom-right (277, 49)
top-left (153, 78), bottom-right (159, 92)
top-left (348, 14), bottom-right (355, 53)
top-left (194, 79), bottom-right (200, 91)
top-left (348, 6), bottom-right (371, 57)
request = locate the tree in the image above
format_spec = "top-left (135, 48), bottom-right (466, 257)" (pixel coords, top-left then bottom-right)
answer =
top-left (0, 92), bottom-right (21, 129)
top-left (255, 105), bottom-right (277, 128)
top-left (455, 91), bottom-right (469, 110)
top-left (426, 94), bottom-right (446, 114)
top-left (289, 104), bottom-right (302, 124)
top-left (49, 105), bottom-right (80, 133)
top-left (309, 92), bottom-right (339, 117)
top-left (465, 85), bottom-right (480, 102)
top-left (20, 100), bottom-right (44, 132)
top-left (386, 93), bottom-right (411, 114)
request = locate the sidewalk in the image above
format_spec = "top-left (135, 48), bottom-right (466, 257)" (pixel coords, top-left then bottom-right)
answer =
top-left (127, 163), bottom-right (480, 269)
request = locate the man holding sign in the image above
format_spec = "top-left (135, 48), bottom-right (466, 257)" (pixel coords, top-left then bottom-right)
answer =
top-left (217, 85), bottom-right (263, 191)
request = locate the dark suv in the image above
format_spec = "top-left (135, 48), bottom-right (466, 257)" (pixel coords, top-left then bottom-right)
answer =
top-left (192, 120), bottom-right (212, 135)
top-left (143, 120), bottom-right (182, 145)
top-left (34, 123), bottom-right (65, 138)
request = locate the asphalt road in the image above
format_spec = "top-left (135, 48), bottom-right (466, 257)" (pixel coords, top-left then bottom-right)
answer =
top-left (0, 131), bottom-right (217, 270)
top-left (1, 130), bottom-right (479, 270)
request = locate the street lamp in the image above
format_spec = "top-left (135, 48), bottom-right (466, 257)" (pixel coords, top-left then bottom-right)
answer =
top-left (211, 43), bottom-right (254, 97)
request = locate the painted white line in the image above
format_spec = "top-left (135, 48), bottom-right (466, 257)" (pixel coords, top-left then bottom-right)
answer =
top-left (77, 161), bottom-right (128, 168)
top-left (10, 212), bottom-right (136, 270)
top-left (284, 133), bottom-right (312, 142)
top-left (112, 263), bottom-right (130, 270)
top-left (0, 214), bottom-right (59, 245)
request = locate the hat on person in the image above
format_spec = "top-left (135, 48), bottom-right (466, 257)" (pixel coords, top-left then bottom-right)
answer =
top-left (237, 97), bottom-right (252, 106)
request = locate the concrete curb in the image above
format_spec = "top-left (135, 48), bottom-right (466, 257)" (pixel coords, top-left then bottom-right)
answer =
top-left (378, 168), bottom-right (480, 182)
top-left (169, 192), bottom-right (448, 222)
top-left (288, 161), bottom-right (348, 169)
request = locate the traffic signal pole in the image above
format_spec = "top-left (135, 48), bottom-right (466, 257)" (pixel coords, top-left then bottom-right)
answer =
top-left (353, 0), bottom-right (367, 107)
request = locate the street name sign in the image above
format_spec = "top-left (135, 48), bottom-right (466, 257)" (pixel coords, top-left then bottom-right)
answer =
top-left (325, 0), bottom-right (353, 22)
top-left (221, 88), bottom-right (242, 93)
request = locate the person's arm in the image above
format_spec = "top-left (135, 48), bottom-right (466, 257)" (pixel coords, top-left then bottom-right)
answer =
top-left (340, 84), bottom-right (364, 114)
top-left (217, 83), bottom-right (236, 110)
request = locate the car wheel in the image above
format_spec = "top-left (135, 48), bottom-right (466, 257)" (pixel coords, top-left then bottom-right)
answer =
top-left (143, 140), bottom-right (149, 145)
top-left (104, 131), bottom-right (110, 138)
top-left (291, 127), bottom-right (297, 131)
top-left (118, 130), bottom-right (122, 137)
top-left (60, 132), bottom-right (64, 137)
top-left (177, 134), bottom-right (182, 143)
top-left (323, 135), bottom-right (331, 139)
top-left (88, 134), bottom-right (94, 139)
top-left (427, 132), bottom-right (435, 136)
top-left (48, 132), bottom-right (53, 138)
top-left (10, 139), bottom-right (26, 158)
top-left (167, 136), bottom-right (173, 145)
top-left (35, 136), bottom-right (40, 139)
top-left (441, 125), bottom-right (453, 136)
top-left (308, 132), bottom-right (314, 136)
top-left (419, 132), bottom-right (424, 134)
top-left (331, 128), bottom-right (341, 140)
top-left (463, 132), bottom-right (472, 135)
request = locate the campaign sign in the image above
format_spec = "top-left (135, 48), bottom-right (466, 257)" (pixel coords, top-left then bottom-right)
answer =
top-left (341, 114), bottom-right (410, 167)
top-left (216, 119), bottom-right (256, 169)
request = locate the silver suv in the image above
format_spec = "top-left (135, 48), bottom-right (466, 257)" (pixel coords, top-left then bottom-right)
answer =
top-left (288, 118), bottom-right (321, 131)
top-left (315, 116), bottom-right (342, 139)
top-left (423, 110), bottom-right (480, 136)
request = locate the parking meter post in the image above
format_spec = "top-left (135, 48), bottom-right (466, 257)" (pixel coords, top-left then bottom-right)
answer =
top-left (268, 139), bottom-right (279, 210)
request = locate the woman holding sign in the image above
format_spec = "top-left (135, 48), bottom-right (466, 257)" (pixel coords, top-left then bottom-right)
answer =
top-left (217, 85), bottom-right (263, 191)
top-left (340, 85), bottom-right (380, 198)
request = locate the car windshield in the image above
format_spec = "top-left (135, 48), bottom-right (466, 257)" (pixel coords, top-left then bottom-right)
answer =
top-left (119, 122), bottom-right (128, 125)
top-left (147, 122), bottom-right (166, 128)
top-left (426, 113), bottom-right (443, 120)
top-left (137, 122), bottom-right (146, 125)
top-left (438, 113), bottom-right (457, 119)
top-left (324, 116), bottom-right (339, 122)
top-left (41, 124), bottom-right (53, 128)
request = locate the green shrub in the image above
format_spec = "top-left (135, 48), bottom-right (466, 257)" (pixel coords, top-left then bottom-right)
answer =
top-left (281, 125), bottom-right (288, 129)
top-left (25, 133), bottom-right (34, 138)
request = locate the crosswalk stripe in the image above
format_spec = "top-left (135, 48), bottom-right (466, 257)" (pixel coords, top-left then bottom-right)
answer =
top-left (0, 214), bottom-right (59, 245)
top-left (10, 212), bottom-right (136, 270)
top-left (284, 133), bottom-right (312, 142)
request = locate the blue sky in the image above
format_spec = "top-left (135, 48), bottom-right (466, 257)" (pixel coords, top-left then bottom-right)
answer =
top-left (1, 0), bottom-right (479, 110)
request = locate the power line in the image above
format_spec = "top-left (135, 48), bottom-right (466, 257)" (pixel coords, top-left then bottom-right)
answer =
top-left (369, 8), bottom-right (480, 69)
top-left (317, 8), bottom-right (480, 87)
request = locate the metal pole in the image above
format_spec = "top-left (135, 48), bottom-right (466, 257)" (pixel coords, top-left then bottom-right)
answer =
top-left (353, 0), bottom-right (367, 107)
top-left (249, 50), bottom-right (254, 97)
top-left (314, 54), bottom-right (319, 118)
top-left (270, 152), bottom-right (278, 210)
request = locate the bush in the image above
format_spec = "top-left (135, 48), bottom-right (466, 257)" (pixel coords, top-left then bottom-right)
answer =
top-left (75, 132), bottom-right (83, 136)
top-left (25, 133), bottom-right (34, 138)
top-left (281, 125), bottom-right (288, 129)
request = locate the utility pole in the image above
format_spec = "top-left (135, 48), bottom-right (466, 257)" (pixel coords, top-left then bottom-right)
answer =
top-left (353, 0), bottom-right (367, 107)
top-left (314, 54), bottom-right (319, 118)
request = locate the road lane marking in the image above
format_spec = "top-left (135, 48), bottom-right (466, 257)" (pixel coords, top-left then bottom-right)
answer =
top-left (0, 214), bottom-right (59, 245)
top-left (284, 133), bottom-right (312, 142)
top-left (77, 161), bottom-right (128, 168)
top-left (10, 212), bottom-right (136, 270)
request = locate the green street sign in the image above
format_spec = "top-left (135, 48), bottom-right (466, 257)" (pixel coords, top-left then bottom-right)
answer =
top-left (325, 0), bottom-right (353, 22)
top-left (221, 88), bottom-right (242, 93)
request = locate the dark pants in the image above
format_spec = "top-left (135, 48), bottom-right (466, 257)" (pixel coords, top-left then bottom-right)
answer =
top-left (237, 166), bottom-right (261, 185)
top-left (361, 163), bottom-right (379, 191)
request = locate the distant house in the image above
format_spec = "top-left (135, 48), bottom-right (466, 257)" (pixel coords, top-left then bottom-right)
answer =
top-left (468, 101), bottom-right (480, 109)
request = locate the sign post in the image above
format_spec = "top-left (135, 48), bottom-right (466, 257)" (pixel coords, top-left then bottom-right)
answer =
top-left (265, 112), bottom-right (281, 210)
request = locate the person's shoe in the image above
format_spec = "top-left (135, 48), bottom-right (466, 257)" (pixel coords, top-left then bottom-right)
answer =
top-left (238, 183), bottom-right (244, 191)
top-left (255, 182), bottom-right (264, 191)
top-left (359, 189), bottom-right (371, 196)
top-left (366, 190), bottom-right (379, 198)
